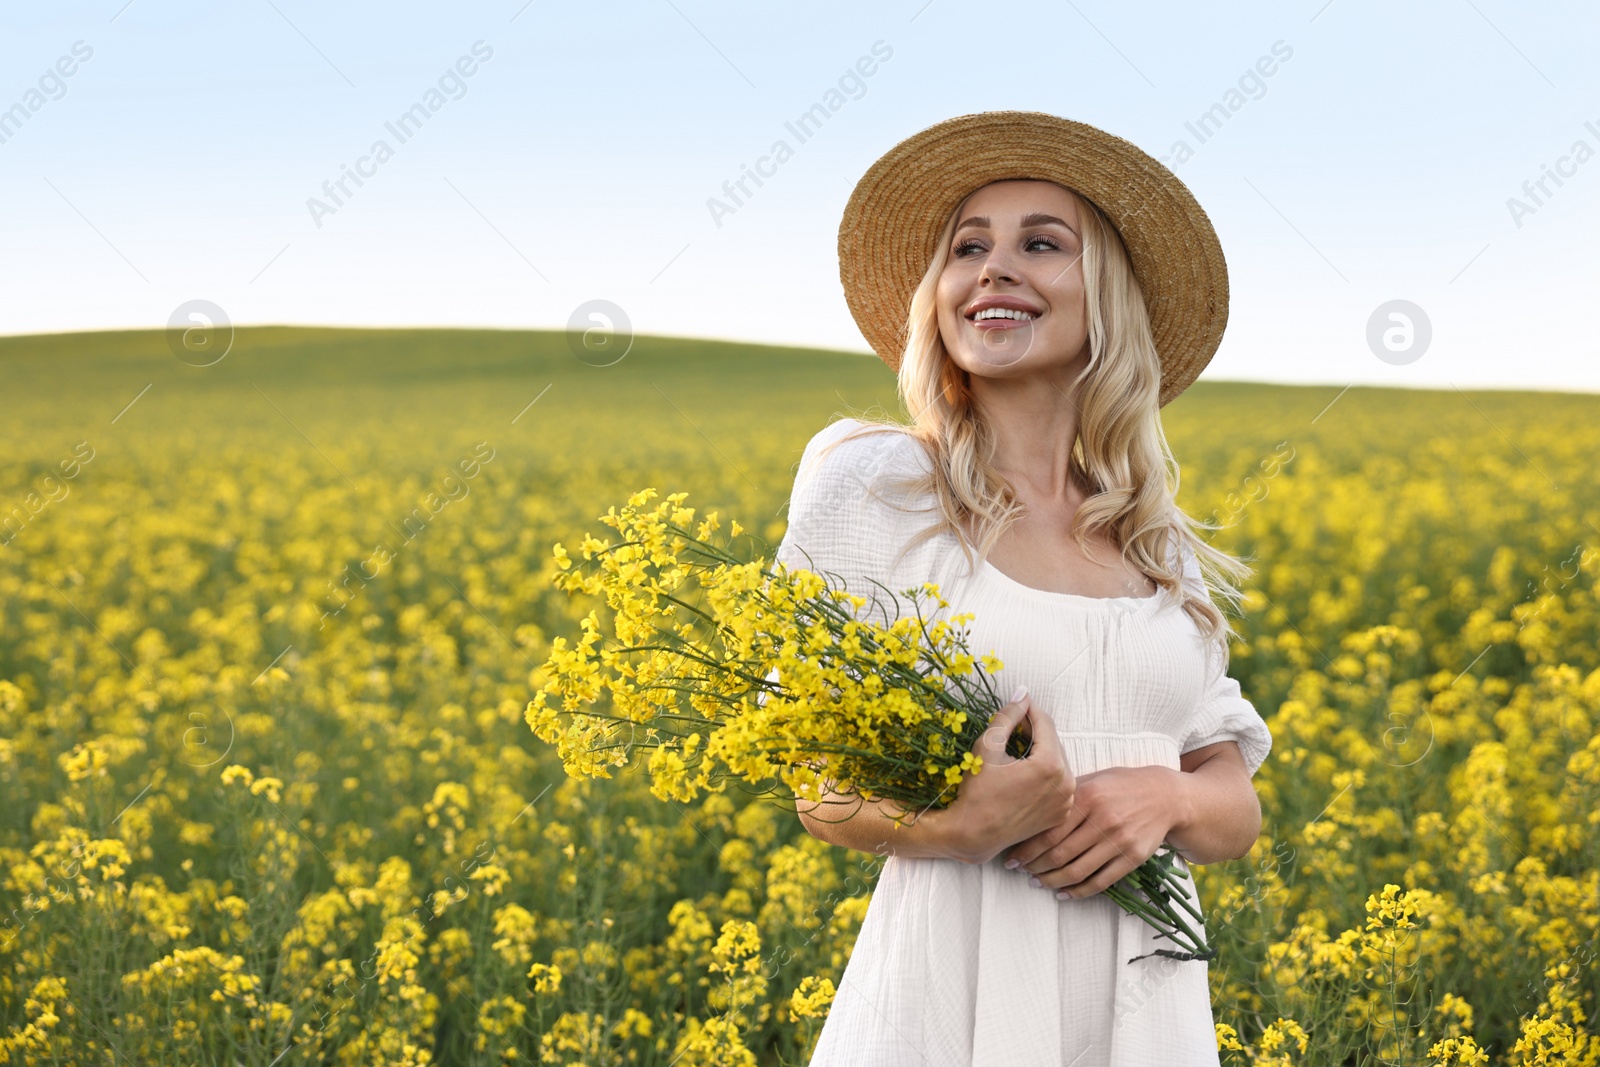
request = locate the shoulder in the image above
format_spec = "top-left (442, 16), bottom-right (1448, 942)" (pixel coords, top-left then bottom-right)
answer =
top-left (1173, 531), bottom-right (1208, 595)
top-left (778, 419), bottom-right (939, 602)
top-left (793, 417), bottom-right (930, 492)
top-left (1167, 533), bottom-right (1241, 650)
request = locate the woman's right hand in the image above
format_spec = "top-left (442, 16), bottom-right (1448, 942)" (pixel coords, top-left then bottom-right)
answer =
top-left (929, 686), bottom-right (1077, 865)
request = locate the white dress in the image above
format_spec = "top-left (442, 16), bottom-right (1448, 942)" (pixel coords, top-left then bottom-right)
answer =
top-left (774, 419), bottom-right (1274, 1067)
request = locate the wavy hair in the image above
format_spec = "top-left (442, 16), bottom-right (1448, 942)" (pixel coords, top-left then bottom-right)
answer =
top-left (812, 180), bottom-right (1254, 648)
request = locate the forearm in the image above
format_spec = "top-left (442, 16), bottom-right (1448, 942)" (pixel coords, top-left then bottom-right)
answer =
top-left (798, 788), bottom-right (960, 861)
top-left (1164, 758), bottom-right (1262, 865)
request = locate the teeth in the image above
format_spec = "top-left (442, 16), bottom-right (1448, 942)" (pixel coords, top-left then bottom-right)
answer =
top-left (972, 307), bottom-right (1036, 321)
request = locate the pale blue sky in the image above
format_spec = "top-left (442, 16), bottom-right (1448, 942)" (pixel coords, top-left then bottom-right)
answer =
top-left (3, 1), bottom-right (1598, 393)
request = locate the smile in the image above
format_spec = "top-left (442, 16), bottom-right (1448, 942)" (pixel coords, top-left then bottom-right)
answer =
top-left (968, 307), bottom-right (1040, 329)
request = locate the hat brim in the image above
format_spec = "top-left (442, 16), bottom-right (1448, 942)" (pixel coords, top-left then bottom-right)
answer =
top-left (837, 110), bottom-right (1228, 408)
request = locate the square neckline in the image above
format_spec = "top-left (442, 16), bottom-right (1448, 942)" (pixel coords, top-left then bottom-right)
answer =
top-left (976, 556), bottom-right (1166, 606)
top-left (852, 424), bottom-right (1171, 609)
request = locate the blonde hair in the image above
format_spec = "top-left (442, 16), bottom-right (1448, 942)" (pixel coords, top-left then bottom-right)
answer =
top-left (813, 180), bottom-right (1253, 647)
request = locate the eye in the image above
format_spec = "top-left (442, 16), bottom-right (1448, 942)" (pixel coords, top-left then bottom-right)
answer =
top-left (952, 234), bottom-right (1064, 258)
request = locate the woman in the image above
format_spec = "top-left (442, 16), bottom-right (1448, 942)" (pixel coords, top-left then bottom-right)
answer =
top-left (777, 112), bottom-right (1273, 1065)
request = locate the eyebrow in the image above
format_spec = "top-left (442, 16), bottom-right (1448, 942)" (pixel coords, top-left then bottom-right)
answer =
top-left (954, 211), bottom-right (1078, 237)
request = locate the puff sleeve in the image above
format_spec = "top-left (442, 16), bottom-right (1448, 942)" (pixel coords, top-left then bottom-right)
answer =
top-left (772, 418), bottom-right (907, 627)
top-left (1175, 538), bottom-right (1274, 779)
top-left (760, 419), bottom-right (907, 709)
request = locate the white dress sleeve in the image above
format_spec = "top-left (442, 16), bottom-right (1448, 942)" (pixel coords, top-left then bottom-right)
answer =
top-left (772, 418), bottom-right (907, 627)
top-left (760, 418), bottom-right (908, 711)
top-left (1174, 537), bottom-right (1274, 779)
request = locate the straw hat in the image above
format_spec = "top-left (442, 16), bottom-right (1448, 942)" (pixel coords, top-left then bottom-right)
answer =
top-left (837, 110), bottom-right (1228, 408)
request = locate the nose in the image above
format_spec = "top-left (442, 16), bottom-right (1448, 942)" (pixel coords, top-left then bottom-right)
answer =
top-left (978, 243), bottom-right (1020, 286)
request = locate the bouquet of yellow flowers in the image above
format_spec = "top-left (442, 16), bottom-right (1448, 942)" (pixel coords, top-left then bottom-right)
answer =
top-left (526, 488), bottom-right (1215, 962)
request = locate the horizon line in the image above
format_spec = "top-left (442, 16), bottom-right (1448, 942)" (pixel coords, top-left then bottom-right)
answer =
top-left (1, 323), bottom-right (1595, 400)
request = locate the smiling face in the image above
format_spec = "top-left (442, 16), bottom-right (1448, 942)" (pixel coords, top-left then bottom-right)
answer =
top-left (935, 179), bottom-right (1092, 378)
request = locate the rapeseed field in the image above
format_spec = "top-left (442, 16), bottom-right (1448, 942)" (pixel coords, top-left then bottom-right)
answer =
top-left (1, 327), bottom-right (1596, 1064)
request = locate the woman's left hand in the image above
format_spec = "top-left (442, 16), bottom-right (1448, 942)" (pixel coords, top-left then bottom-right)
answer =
top-left (1001, 765), bottom-right (1186, 898)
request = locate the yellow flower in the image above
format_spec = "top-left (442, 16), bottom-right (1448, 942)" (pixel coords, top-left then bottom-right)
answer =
top-left (220, 765), bottom-right (255, 788)
top-left (789, 976), bottom-right (836, 1019)
top-left (247, 777), bottom-right (284, 804)
top-left (528, 962), bottom-right (562, 995)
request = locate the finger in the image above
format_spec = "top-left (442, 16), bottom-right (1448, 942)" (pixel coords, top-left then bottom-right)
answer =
top-left (1003, 822), bottom-right (1069, 870)
top-left (1021, 819), bottom-right (1092, 877)
top-left (1071, 797), bottom-right (1123, 849)
top-left (1016, 704), bottom-right (1076, 803)
top-left (976, 687), bottom-right (1031, 756)
top-left (1040, 839), bottom-right (1124, 893)
top-left (1011, 802), bottom-right (1090, 871)
top-left (1054, 843), bottom-right (1134, 898)
top-left (1045, 800), bottom-right (1143, 883)
top-left (1018, 701), bottom-right (1065, 762)
top-left (1022, 805), bottom-right (1104, 876)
